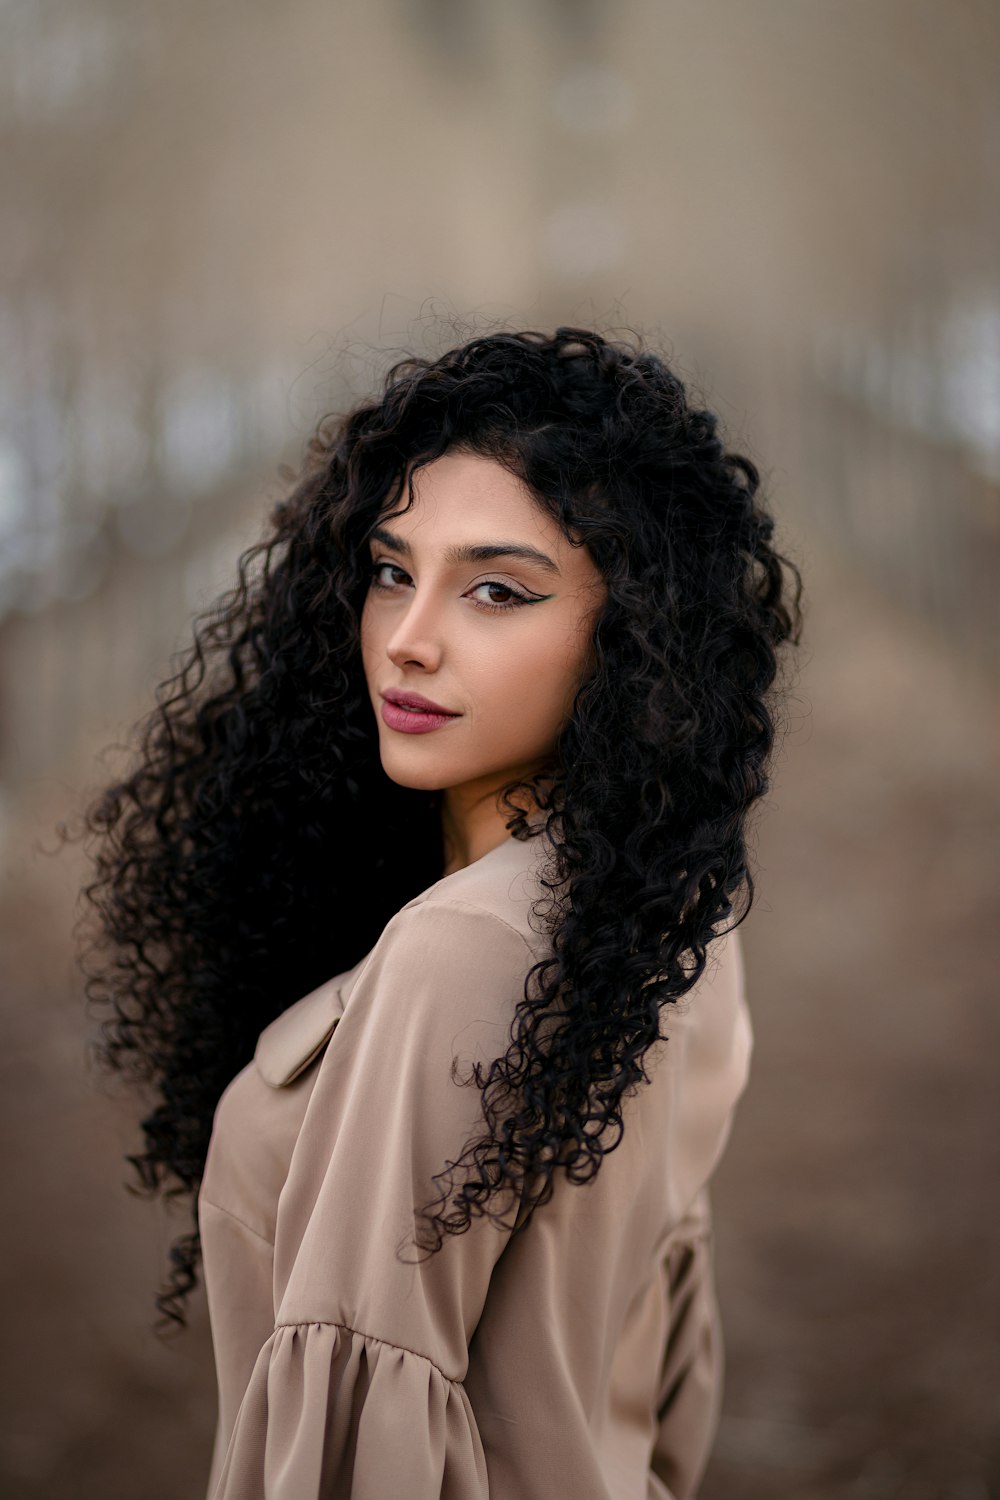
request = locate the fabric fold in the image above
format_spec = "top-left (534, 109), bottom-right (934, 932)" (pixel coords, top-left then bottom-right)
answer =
top-left (649, 1207), bottom-right (724, 1500)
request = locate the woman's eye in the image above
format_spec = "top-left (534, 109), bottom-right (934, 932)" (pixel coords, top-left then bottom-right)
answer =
top-left (370, 561), bottom-right (403, 590)
top-left (368, 561), bottom-right (533, 614)
top-left (471, 581), bottom-right (521, 609)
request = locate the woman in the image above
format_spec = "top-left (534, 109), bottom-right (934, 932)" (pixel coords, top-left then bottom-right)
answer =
top-left (77, 325), bottom-right (803, 1498)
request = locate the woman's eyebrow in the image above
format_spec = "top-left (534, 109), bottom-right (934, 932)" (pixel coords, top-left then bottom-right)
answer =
top-left (369, 524), bottom-right (561, 576)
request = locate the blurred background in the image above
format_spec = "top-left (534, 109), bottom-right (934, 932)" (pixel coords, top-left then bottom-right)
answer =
top-left (2, 1), bottom-right (998, 1496)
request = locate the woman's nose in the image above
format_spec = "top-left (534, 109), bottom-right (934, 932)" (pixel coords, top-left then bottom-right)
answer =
top-left (385, 595), bottom-right (447, 668)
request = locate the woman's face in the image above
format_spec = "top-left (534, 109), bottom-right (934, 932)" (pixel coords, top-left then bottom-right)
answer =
top-left (360, 449), bottom-right (607, 810)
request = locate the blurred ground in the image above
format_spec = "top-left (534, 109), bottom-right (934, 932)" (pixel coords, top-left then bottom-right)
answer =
top-left (1, 528), bottom-right (998, 1500)
top-left (706, 539), bottom-right (1000, 1500)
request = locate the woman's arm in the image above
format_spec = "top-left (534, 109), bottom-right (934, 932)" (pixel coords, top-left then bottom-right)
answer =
top-left (210, 899), bottom-right (535, 1499)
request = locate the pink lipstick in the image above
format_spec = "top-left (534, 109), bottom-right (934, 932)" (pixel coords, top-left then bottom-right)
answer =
top-left (379, 690), bottom-right (462, 735)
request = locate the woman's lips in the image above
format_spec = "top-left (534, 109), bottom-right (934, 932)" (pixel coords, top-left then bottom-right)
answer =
top-left (380, 699), bottom-right (462, 734)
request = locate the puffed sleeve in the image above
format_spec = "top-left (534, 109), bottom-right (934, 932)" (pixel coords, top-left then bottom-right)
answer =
top-left (649, 1187), bottom-right (725, 1500)
top-left (210, 898), bottom-right (536, 1500)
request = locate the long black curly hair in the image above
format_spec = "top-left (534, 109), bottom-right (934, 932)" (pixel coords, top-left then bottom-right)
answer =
top-left (72, 323), bottom-right (803, 1335)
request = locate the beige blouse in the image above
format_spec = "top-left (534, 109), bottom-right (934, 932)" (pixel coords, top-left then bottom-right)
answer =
top-left (198, 822), bottom-right (753, 1499)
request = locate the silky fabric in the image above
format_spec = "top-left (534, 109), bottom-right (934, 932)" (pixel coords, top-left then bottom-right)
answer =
top-left (199, 820), bottom-right (753, 1499)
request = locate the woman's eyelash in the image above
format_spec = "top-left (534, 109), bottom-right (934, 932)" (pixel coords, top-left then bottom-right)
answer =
top-left (367, 561), bottom-right (541, 614)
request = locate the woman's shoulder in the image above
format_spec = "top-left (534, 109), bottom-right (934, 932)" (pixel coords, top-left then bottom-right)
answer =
top-left (375, 849), bottom-right (549, 1003)
top-left (393, 824), bottom-right (560, 956)
top-left (253, 834), bottom-right (554, 1092)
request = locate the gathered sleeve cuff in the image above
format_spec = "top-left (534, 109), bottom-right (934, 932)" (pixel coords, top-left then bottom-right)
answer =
top-left (212, 1319), bottom-right (489, 1499)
